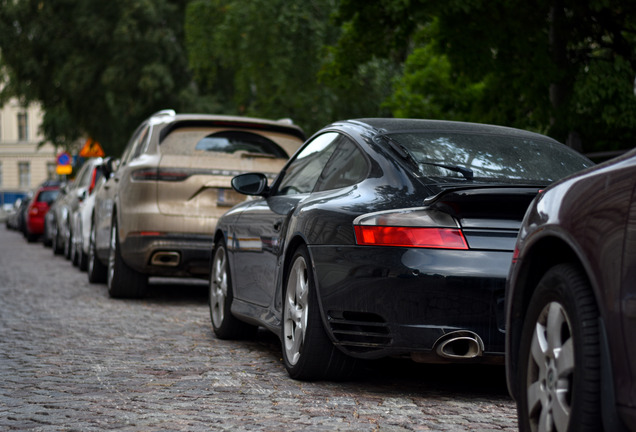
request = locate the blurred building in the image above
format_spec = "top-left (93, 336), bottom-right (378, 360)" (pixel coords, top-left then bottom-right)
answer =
top-left (0, 99), bottom-right (57, 206)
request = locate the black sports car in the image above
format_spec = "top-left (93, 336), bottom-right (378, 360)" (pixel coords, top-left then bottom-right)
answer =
top-left (209, 118), bottom-right (593, 380)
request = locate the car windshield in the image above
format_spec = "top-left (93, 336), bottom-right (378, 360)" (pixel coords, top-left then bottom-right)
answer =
top-left (385, 131), bottom-right (593, 183)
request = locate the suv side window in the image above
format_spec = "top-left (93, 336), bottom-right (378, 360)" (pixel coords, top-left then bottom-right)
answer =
top-left (315, 136), bottom-right (368, 192)
top-left (120, 124), bottom-right (149, 166)
top-left (276, 132), bottom-right (339, 196)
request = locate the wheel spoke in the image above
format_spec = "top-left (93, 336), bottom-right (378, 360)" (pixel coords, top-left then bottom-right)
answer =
top-left (556, 338), bottom-right (574, 377)
top-left (531, 323), bottom-right (548, 368)
top-left (546, 302), bottom-right (566, 353)
top-left (526, 380), bottom-right (546, 417)
top-left (551, 393), bottom-right (570, 432)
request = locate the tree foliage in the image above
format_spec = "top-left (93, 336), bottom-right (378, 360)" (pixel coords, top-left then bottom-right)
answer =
top-left (1, 0), bottom-right (635, 155)
top-left (325, 0), bottom-right (636, 152)
top-left (0, 0), bottom-right (196, 155)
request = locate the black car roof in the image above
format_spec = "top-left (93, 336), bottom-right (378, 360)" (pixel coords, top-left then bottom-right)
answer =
top-left (346, 118), bottom-right (559, 143)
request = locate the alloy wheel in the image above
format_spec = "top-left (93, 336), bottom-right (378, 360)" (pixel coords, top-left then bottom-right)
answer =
top-left (210, 246), bottom-right (228, 328)
top-left (283, 256), bottom-right (309, 366)
top-left (526, 301), bottom-right (574, 432)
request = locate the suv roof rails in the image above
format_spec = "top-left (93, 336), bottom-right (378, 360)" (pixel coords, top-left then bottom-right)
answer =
top-left (151, 109), bottom-right (176, 117)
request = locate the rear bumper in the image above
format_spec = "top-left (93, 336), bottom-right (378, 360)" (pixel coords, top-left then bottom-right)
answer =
top-left (120, 233), bottom-right (213, 277)
top-left (309, 244), bottom-right (510, 362)
top-left (27, 216), bottom-right (45, 235)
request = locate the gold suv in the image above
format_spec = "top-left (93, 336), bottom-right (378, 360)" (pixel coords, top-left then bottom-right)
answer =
top-left (90, 110), bottom-right (305, 298)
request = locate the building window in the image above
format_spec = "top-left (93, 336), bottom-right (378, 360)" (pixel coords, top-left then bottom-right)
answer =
top-left (18, 162), bottom-right (30, 188)
top-left (17, 112), bottom-right (28, 141)
top-left (47, 162), bottom-right (57, 180)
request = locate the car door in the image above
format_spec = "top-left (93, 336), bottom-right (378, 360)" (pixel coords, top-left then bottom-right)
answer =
top-left (622, 176), bottom-right (636, 407)
top-left (230, 132), bottom-right (341, 307)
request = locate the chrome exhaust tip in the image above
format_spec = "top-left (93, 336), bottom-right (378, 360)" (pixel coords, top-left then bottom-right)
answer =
top-left (150, 251), bottom-right (180, 267)
top-left (434, 331), bottom-right (484, 360)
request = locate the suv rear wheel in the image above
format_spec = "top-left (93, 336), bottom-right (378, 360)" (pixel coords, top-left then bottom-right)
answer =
top-left (107, 216), bottom-right (147, 298)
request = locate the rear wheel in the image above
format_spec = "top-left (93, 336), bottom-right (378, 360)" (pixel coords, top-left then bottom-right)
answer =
top-left (281, 245), bottom-right (357, 381)
top-left (209, 240), bottom-right (257, 339)
top-left (64, 222), bottom-right (72, 260)
top-left (517, 263), bottom-right (601, 432)
top-left (107, 216), bottom-right (147, 298)
top-left (71, 229), bottom-right (80, 267)
top-left (51, 224), bottom-right (63, 255)
top-left (87, 222), bottom-right (106, 283)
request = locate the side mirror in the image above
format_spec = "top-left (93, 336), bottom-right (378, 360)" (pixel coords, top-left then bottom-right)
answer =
top-left (231, 173), bottom-right (269, 196)
top-left (102, 157), bottom-right (120, 179)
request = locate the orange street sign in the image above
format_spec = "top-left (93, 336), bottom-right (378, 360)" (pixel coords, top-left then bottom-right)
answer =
top-left (56, 164), bottom-right (72, 175)
top-left (79, 138), bottom-right (105, 157)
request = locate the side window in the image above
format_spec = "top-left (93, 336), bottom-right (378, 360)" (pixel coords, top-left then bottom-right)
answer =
top-left (120, 124), bottom-right (149, 166)
top-left (315, 137), bottom-right (368, 192)
top-left (276, 132), bottom-right (339, 196)
top-left (132, 126), bottom-right (150, 159)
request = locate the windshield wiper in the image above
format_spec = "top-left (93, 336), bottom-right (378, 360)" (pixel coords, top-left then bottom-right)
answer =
top-left (419, 161), bottom-right (474, 181)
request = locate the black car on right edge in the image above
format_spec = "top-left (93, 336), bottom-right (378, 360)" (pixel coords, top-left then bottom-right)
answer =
top-left (506, 149), bottom-right (636, 432)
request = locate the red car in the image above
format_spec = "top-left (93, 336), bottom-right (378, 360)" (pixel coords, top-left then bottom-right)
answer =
top-left (26, 184), bottom-right (61, 243)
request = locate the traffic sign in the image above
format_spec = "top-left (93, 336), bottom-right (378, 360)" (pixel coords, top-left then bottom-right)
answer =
top-left (79, 138), bottom-right (105, 157)
top-left (57, 152), bottom-right (71, 165)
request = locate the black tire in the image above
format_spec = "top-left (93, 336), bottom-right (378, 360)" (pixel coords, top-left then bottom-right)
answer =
top-left (281, 245), bottom-right (357, 381)
top-left (63, 222), bottom-right (72, 260)
top-left (26, 231), bottom-right (38, 243)
top-left (87, 221), bottom-right (107, 283)
top-left (517, 263), bottom-right (601, 432)
top-left (71, 232), bottom-right (80, 267)
top-left (209, 240), bottom-right (257, 339)
top-left (52, 224), bottom-right (63, 255)
top-left (106, 216), bottom-right (147, 298)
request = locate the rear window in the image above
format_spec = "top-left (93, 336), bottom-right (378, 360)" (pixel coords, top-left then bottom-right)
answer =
top-left (160, 128), bottom-right (288, 158)
top-left (37, 189), bottom-right (59, 204)
top-left (384, 131), bottom-right (593, 183)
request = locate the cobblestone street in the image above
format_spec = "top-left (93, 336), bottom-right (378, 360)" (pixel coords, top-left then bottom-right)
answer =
top-left (0, 225), bottom-right (518, 431)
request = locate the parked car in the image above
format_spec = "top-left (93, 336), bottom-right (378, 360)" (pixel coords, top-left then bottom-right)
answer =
top-left (209, 118), bottom-right (594, 381)
top-left (505, 149), bottom-right (636, 432)
top-left (91, 110), bottom-right (306, 297)
top-left (5, 198), bottom-right (23, 230)
top-left (25, 183), bottom-right (61, 242)
top-left (50, 158), bottom-right (104, 260)
top-left (44, 186), bottom-right (67, 249)
top-left (16, 193), bottom-right (33, 237)
top-left (71, 158), bottom-right (107, 271)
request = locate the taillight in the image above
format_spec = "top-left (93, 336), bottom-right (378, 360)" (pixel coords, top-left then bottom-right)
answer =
top-left (353, 207), bottom-right (468, 250)
top-left (29, 207), bottom-right (39, 216)
top-left (131, 168), bottom-right (190, 182)
top-left (511, 247), bottom-right (520, 264)
top-left (88, 168), bottom-right (98, 195)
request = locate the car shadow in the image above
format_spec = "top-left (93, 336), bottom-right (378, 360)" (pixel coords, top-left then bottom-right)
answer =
top-left (138, 278), bottom-right (511, 399)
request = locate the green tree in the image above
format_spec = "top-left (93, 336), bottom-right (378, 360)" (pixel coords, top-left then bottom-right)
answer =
top-left (326, 0), bottom-right (636, 152)
top-left (185, 0), bottom-right (345, 134)
top-left (0, 0), bottom-right (197, 155)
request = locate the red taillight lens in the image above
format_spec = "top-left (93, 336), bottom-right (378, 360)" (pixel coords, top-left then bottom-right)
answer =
top-left (88, 168), bottom-right (98, 195)
top-left (511, 247), bottom-right (520, 264)
top-left (354, 226), bottom-right (468, 249)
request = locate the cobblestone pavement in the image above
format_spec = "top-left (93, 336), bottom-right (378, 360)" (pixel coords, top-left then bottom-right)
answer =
top-left (0, 225), bottom-right (518, 431)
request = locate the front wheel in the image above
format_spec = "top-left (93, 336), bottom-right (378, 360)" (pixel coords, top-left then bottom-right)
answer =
top-left (106, 217), bottom-right (147, 298)
top-left (209, 240), bottom-right (257, 339)
top-left (517, 263), bottom-right (601, 432)
top-left (87, 221), bottom-right (107, 283)
top-left (281, 245), bottom-right (357, 381)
